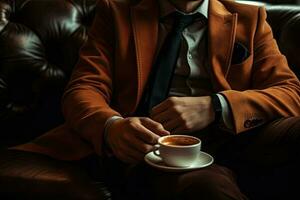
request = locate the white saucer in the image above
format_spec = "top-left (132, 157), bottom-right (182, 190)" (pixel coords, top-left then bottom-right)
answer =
top-left (144, 151), bottom-right (214, 172)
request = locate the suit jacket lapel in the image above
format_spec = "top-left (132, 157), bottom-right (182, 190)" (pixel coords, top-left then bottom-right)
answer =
top-left (208, 0), bottom-right (237, 92)
top-left (130, 0), bottom-right (159, 110)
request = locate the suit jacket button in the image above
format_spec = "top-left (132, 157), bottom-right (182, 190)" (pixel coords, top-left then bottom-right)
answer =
top-left (253, 119), bottom-right (264, 126)
top-left (244, 120), bottom-right (251, 128)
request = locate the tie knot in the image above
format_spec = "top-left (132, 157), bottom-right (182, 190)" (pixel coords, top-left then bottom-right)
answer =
top-left (173, 13), bottom-right (200, 32)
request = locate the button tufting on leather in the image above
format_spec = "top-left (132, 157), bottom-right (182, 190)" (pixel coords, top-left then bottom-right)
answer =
top-left (0, 0), bottom-right (97, 145)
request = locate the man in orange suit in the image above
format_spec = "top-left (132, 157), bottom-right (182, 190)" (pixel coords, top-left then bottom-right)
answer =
top-left (15, 0), bottom-right (300, 199)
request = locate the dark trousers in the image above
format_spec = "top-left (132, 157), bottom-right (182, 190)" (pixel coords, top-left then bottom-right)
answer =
top-left (83, 117), bottom-right (300, 200)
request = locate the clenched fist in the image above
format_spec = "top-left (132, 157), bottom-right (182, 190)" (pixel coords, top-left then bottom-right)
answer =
top-left (150, 96), bottom-right (215, 134)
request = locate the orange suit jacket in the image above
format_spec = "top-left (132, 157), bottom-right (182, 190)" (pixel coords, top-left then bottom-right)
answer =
top-left (14, 0), bottom-right (300, 160)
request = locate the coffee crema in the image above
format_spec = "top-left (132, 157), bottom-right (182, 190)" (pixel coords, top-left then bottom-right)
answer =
top-left (161, 136), bottom-right (199, 146)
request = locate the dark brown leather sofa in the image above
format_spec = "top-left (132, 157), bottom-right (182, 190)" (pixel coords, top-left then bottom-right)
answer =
top-left (0, 0), bottom-right (300, 199)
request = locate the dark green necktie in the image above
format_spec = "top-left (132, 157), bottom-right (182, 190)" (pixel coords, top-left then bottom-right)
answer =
top-left (137, 13), bottom-right (203, 115)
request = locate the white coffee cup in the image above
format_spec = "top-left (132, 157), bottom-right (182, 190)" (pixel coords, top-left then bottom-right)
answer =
top-left (153, 135), bottom-right (201, 167)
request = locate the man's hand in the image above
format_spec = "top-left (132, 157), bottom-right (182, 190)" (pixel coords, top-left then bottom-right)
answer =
top-left (106, 117), bottom-right (169, 164)
top-left (150, 96), bottom-right (215, 134)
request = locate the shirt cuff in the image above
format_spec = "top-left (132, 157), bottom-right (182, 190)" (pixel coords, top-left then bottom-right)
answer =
top-left (103, 116), bottom-right (124, 154)
top-left (216, 93), bottom-right (233, 130)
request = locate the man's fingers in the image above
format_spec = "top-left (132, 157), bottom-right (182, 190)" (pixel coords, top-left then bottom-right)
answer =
top-left (151, 110), bottom-right (171, 124)
top-left (132, 123), bottom-right (160, 144)
top-left (151, 97), bottom-right (178, 116)
top-left (124, 133), bottom-right (154, 154)
top-left (141, 118), bottom-right (170, 136)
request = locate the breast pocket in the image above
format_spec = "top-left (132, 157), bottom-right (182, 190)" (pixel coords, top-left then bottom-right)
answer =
top-left (227, 54), bottom-right (253, 90)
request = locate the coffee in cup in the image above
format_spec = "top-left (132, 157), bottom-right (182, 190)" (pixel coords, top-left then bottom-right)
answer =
top-left (153, 135), bottom-right (201, 167)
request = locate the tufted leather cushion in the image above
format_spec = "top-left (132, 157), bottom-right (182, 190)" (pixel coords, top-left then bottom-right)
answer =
top-left (0, 0), bottom-right (96, 146)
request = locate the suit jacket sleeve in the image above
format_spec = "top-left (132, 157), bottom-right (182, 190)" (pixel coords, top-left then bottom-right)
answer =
top-left (61, 0), bottom-right (120, 155)
top-left (221, 7), bottom-right (300, 133)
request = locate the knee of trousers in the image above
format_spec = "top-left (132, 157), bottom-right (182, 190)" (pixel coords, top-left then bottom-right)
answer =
top-left (259, 116), bottom-right (300, 145)
top-left (177, 166), bottom-right (244, 199)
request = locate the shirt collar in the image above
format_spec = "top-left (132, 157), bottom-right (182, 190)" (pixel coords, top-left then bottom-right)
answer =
top-left (159, 0), bottom-right (209, 19)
